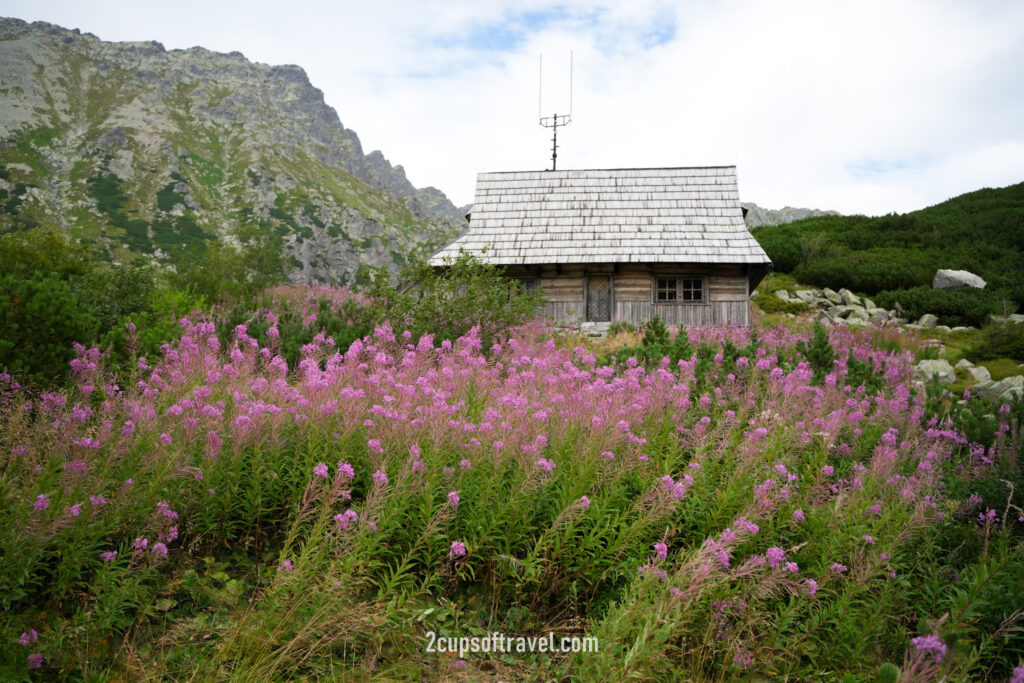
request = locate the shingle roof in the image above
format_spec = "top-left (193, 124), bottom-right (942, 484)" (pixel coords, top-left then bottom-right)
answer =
top-left (429, 167), bottom-right (772, 266)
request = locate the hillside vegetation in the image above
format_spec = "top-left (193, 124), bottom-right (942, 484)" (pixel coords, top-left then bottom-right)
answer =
top-left (753, 183), bottom-right (1024, 326)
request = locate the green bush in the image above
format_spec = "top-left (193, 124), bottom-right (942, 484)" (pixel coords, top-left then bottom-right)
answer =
top-left (171, 224), bottom-right (287, 303)
top-left (873, 286), bottom-right (1001, 328)
top-left (0, 273), bottom-right (99, 386)
top-left (967, 320), bottom-right (1024, 361)
top-left (361, 251), bottom-right (544, 350)
top-left (753, 292), bottom-right (811, 315)
top-left (793, 248), bottom-right (935, 293)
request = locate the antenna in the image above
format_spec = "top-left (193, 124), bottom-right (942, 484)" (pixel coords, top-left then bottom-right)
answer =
top-left (538, 51), bottom-right (573, 171)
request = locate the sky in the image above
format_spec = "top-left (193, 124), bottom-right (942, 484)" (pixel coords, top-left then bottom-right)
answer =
top-left (2, 0), bottom-right (1023, 215)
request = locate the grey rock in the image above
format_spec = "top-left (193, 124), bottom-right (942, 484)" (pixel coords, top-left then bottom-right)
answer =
top-left (935, 325), bottom-right (952, 334)
top-left (969, 366), bottom-right (992, 383)
top-left (914, 359), bottom-right (956, 386)
top-left (933, 269), bottom-right (986, 290)
top-left (991, 314), bottom-right (1024, 324)
top-left (838, 288), bottom-right (861, 306)
top-left (862, 296), bottom-right (877, 310)
top-left (917, 314), bottom-right (939, 328)
top-left (976, 375), bottom-right (1024, 402)
top-left (954, 359), bottom-right (975, 369)
top-left (794, 289), bottom-right (817, 304)
top-left (950, 326), bottom-right (970, 333)
top-left (822, 288), bottom-right (843, 305)
top-left (774, 290), bottom-right (792, 302)
top-left (814, 310), bottom-right (835, 326)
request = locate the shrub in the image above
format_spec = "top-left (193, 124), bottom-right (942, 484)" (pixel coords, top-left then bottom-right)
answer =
top-left (361, 251), bottom-right (544, 350)
top-left (0, 273), bottom-right (98, 386)
top-left (753, 292), bottom-right (811, 315)
top-left (873, 286), bottom-right (1001, 328)
top-left (967, 320), bottom-right (1024, 361)
top-left (793, 248), bottom-right (934, 294)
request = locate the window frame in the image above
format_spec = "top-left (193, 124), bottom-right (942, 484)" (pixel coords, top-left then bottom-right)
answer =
top-left (652, 276), bottom-right (707, 305)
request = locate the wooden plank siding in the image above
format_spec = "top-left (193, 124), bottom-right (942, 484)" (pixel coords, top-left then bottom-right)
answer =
top-left (523, 263), bottom-right (751, 326)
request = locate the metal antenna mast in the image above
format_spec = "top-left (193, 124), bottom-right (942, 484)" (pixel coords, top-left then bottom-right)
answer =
top-left (538, 51), bottom-right (573, 171)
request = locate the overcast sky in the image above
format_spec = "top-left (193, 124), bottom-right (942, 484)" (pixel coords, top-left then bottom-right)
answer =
top-left (3, 0), bottom-right (1023, 214)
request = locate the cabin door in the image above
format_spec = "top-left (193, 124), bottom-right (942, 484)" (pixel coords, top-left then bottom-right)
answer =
top-left (587, 275), bottom-right (612, 322)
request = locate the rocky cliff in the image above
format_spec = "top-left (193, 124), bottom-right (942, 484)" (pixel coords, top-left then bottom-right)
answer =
top-left (742, 202), bottom-right (839, 229)
top-left (0, 17), bottom-right (466, 282)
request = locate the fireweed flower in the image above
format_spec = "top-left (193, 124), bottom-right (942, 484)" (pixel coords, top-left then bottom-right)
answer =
top-left (337, 462), bottom-right (355, 479)
top-left (535, 458), bottom-right (556, 472)
top-left (27, 653), bottom-right (43, 669)
top-left (830, 563), bottom-right (848, 574)
top-left (805, 579), bottom-right (818, 597)
top-left (313, 462), bottom-right (329, 479)
top-left (821, 465), bottom-right (834, 476)
top-left (793, 509), bottom-right (806, 522)
top-left (459, 459), bottom-right (472, 470)
top-left (334, 509), bottom-right (358, 529)
top-left (18, 629), bottom-right (38, 645)
top-left (368, 439), bottom-right (383, 454)
top-left (911, 635), bottom-right (946, 662)
top-left (765, 547), bottom-right (786, 569)
top-left (151, 542), bottom-right (168, 558)
top-left (90, 495), bottom-right (107, 506)
top-left (32, 494), bottom-right (49, 511)
top-left (654, 542), bottom-right (668, 560)
top-left (372, 469), bottom-right (388, 486)
top-left (67, 503), bottom-right (82, 517)
top-left (448, 491), bottom-right (460, 509)
top-left (100, 550), bottom-right (118, 562)
top-left (449, 540), bottom-right (467, 558)
top-left (133, 537), bottom-right (148, 554)
top-left (578, 495), bottom-right (591, 508)
top-left (278, 559), bottom-right (294, 572)
top-left (862, 535), bottom-right (875, 545)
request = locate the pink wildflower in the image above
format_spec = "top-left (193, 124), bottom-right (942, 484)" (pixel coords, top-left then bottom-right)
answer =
top-left (278, 559), bottom-right (294, 572)
top-left (830, 562), bottom-right (848, 574)
top-left (862, 534), bottom-right (875, 545)
top-left (313, 462), bottom-right (329, 479)
top-left (654, 542), bottom-right (668, 560)
top-left (151, 542), bottom-right (168, 558)
top-left (100, 550), bottom-right (118, 562)
top-left (793, 509), bottom-right (805, 522)
top-left (535, 457), bottom-right (556, 472)
top-left (337, 462), bottom-right (355, 479)
top-left (805, 579), bottom-right (818, 596)
top-left (449, 540), bottom-right (467, 558)
top-left (18, 629), bottom-right (38, 645)
top-left (32, 494), bottom-right (49, 511)
top-left (368, 438), bottom-right (383, 454)
top-left (27, 653), bottom-right (43, 669)
top-left (578, 495), bottom-right (591, 508)
top-left (911, 634), bottom-right (946, 663)
top-left (765, 547), bottom-right (786, 568)
top-left (448, 491), bottom-right (460, 509)
top-left (373, 469), bottom-right (388, 486)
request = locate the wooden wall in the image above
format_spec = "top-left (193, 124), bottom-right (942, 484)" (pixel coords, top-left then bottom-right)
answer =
top-left (506, 263), bottom-right (751, 326)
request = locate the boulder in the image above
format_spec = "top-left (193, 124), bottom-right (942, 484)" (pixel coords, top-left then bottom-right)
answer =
top-left (914, 359), bottom-right (956, 386)
top-left (935, 325), bottom-right (952, 334)
top-left (839, 288), bottom-right (861, 306)
top-left (845, 307), bottom-right (869, 323)
top-left (774, 290), bottom-right (792, 302)
top-left (950, 326), bottom-right (970, 333)
top-left (969, 366), bottom-right (992, 383)
top-left (933, 269), bottom-right (986, 290)
top-left (822, 288), bottom-right (843, 305)
top-left (793, 290), bottom-right (817, 304)
top-left (814, 310), bottom-right (835, 326)
top-left (862, 297), bottom-right (877, 310)
top-left (975, 375), bottom-right (1024, 402)
top-left (917, 314), bottom-right (939, 328)
top-left (954, 359), bottom-right (975, 369)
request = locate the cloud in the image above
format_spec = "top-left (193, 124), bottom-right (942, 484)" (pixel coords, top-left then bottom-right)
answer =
top-left (5, 0), bottom-right (1023, 213)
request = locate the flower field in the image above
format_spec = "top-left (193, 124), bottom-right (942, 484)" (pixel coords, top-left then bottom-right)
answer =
top-left (1, 287), bottom-right (1023, 681)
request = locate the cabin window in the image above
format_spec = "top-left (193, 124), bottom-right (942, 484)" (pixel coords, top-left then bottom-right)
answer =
top-left (518, 278), bottom-right (540, 293)
top-left (656, 277), bottom-right (704, 303)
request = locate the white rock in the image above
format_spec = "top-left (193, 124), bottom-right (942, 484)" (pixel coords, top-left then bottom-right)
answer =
top-left (933, 269), bottom-right (986, 290)
top-left (969, 366), bottom-right (992, 383)
top-left (839, 288), bottom-right (861, 306)
top-left (954, 359), bottom-right (975, 369)
top-left (822, 288), bottom-right (843, 305)
top-left (914, 359), bottom-right (956, 386)
top-left (774, 290), bottom-right (792, 302)
top-left (935, 325), bottom-right (952, 334)
top-left (917, 314), bottom-right (939, 328)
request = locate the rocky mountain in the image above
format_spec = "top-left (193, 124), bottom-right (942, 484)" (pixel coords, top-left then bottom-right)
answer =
top-left (0, 17), bottom-right (466, 283)
top-left (741, 202), bottom-right (839, 229)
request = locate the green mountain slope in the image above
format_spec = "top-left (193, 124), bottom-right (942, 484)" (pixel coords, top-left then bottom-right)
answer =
top-left (0, 17), bottom-right (465, 283)
top-left (754, 182), bottom-right (1024, 313)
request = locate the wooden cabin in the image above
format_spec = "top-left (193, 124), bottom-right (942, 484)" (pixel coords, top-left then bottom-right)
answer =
top-left (428, 167), bottom-right (772, 326)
